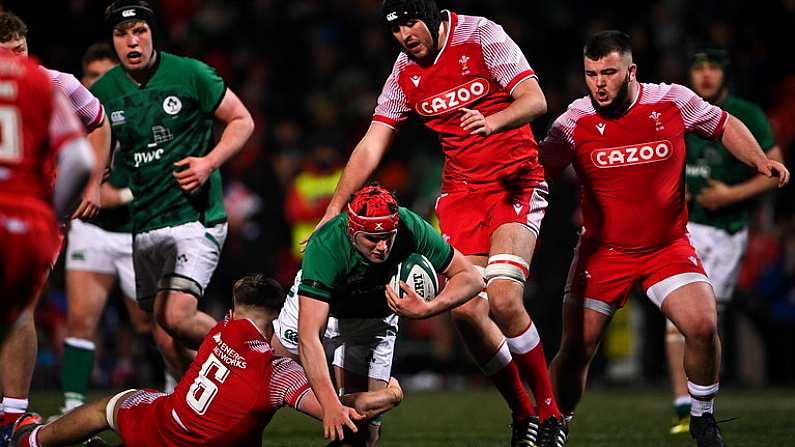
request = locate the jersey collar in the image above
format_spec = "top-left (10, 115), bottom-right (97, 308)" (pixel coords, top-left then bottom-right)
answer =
top-left (432, 10), bottom-right (455, 66)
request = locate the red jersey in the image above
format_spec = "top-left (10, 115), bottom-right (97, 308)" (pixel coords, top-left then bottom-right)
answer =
top-left (0, 54), bottom-right (85, 217)
top-left (148, 319), bottom-right (311, 447)
top-left (541, 83), bottom-right (728, 252)
top-left (373, 11), bottom-right (543, 192)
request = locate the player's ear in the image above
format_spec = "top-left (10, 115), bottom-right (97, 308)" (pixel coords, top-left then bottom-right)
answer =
top-left (628, 63), bottom-right (638, 82)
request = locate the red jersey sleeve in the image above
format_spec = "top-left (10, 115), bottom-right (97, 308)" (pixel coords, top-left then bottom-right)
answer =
top-left (372, 57), bottom-right (412, 129)
top-left (540, 110), bottom-right (577, 179)
top-left (49, 89), bottom-right (87, 154)
top-left (46, 68), bottom-right (105, 132)
top-left (669, 83), bottom-right (728, 139)
top-left (267, 357), bottom-right (312, 409)
top-left (477, 18), bottom-right (535, 95)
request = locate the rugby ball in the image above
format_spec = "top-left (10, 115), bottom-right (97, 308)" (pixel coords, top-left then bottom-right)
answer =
top-left (389, 253), bottom-right (440, 301)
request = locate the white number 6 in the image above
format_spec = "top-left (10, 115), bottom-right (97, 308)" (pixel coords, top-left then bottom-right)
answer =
top-left (186, 353), bottom-right (230, 415)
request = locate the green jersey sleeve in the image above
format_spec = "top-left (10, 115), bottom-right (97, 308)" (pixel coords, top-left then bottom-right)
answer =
top-left (400, 208), bottom-right (454, 272)
top-left (298, 230), bottom-right (344, 302)
top-left (189, 58), bottom-right (226, 115)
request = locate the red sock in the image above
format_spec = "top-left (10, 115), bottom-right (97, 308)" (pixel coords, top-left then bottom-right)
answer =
top-left (0, 411), bottom-right (20, 427)
top-left (507, 323), bottom-right (561, 420)
top-left (489, 360), bottom-right (537, 420)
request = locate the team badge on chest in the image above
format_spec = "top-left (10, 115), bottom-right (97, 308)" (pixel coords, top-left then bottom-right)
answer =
top-left (163, 96), bottom-right (182, 115)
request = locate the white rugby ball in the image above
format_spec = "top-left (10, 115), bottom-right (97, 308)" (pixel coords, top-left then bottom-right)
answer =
top-left (389, 253), bottom-right (440, 301)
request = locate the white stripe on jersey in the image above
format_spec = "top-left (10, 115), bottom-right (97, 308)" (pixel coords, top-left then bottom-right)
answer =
top-left (638, 83), bottom-right (726, 137)
top-left (268, 357), bottom-right (310, 409)
top-left (43, 67), bottom-right (104, 131)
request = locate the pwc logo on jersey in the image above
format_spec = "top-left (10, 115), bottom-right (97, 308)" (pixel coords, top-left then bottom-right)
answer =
top-left (416, 78), bottom-right (490, 117)
top-left (591, 140), bottom-right (673, 168)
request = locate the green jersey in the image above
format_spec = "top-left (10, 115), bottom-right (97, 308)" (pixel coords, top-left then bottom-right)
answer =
top-left (299, 207), bottom-right (454, 319)
top-left (685, 95), bottom-right (775, 233)
top-left (82, 146), bottom-right (132, 233)
top-left (90, 52), bottom-right (227, 233)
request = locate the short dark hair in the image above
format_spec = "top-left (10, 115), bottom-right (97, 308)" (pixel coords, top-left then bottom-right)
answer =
top-left (82, 42), bottom-right (118, 68)
top-left (584, 30), bottom-right (632, 60)
top-left (233, 274), bottom-right (285, 313)
top-left (0, 12), bottom-right (28, 43)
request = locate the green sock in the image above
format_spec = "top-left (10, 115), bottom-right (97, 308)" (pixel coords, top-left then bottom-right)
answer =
top-left (62, 338), bottom-right (96, 409)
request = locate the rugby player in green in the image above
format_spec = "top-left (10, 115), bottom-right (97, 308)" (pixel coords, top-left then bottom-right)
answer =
top-left (280, 185), bottom-right (483, 445)
top-left (665, 47), bottom-right (786, 435)
top-left (91, 0), bottom-right (254, 378)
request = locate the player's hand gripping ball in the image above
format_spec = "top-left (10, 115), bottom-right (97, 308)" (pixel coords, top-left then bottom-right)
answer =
top-left (389, 253), bottom-right (439, 301)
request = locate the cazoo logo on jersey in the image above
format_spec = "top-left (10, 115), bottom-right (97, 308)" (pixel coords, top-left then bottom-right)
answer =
top-left (591, 140), bottom-right (673, 168)
top-left (416, 78), bottom-right (489, 116)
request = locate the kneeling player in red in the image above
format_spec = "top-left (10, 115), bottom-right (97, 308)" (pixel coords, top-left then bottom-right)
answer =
top-left (11, 275), bottom-right (403, 447)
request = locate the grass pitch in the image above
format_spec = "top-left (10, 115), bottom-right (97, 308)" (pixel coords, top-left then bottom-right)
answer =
top-left (30, 386), bottom-right (795, 446)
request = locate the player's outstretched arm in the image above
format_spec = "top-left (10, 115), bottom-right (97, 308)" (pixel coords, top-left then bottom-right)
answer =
top-left (311, 123), bottom-right (397, 236)
top-left (696, 145), bottom-right (787, 210)
top-left (173, 88), bottom-right (254, 193)
top-left (721, 114), bottom-right (790, 187)
top-left (460, 77), bottom-right (546, 137)
top-left (387, 249), bottom-right (484, 319)
top-left (298, 295), bottom-right (360, 441)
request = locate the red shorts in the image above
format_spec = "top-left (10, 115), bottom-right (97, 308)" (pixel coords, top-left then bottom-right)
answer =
top-left (0, 208), bottom-right (60, 326)
top-left (435, 181), bottom-right (548, 255)
top-left (564, 236), bottom-right (710, 314)
top-left (115, 389), bottom-right (170, 446)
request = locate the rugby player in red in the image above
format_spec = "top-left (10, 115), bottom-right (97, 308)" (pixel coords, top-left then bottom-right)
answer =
top-left (0, 13), bottom-right (110, 439)
top-left (541, 31), bottom-right (788, 447)
top-left (11, 275), bottom-right (403, 447)
top-left (313, 1), bottom-right (564, 445)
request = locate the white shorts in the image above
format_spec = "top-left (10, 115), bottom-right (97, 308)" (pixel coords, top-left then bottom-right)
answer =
top-left (66, 219), bottom-right (136, 299)
top-left (274, 270), bottom-right (398, 382)
top-left (133, 221), bottom-right (227, 310)
top-left (687, 222), bottom-right (748, 303)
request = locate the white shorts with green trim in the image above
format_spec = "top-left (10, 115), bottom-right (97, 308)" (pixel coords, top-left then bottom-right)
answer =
top-left (687, 222), bottom-right (748, 303)
top-left (66, 219), bottom-right (136, 299)
top-left (133, 221), bottom-right (227, 310)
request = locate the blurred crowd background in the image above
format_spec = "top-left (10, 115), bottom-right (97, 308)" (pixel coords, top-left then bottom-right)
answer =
top-left (3, 0), bottom-right (795, 392)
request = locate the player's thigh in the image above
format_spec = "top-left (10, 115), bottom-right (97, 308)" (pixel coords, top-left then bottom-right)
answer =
top-left (165, 221), bottom-right (227, 298)
top-left (488, 181), bottom-right (549, 261)
top-left (660, 281), bottom-right (717, 338)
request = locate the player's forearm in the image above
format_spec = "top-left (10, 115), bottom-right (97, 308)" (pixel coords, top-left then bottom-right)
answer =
top-left (87, 119), bottom-right (111, 182)
top-left (327, 144), bottom-right (382, 213)
top-left (54, 138), bottom-right (95, 219)
top-left (488, 93), bottom-right (546, 134)
top-left (99, 183), bottom-right (133, 209)
top-left (205, 115), bottom-right (255, 170)
top-left (341, 386), bottom-right (403, 418)
top-left (299, 337), bottom-right (341, 409)
top-left (427, 269), bottom-right (484, 317)
top-left (720, 115), bottom-right (770, 169)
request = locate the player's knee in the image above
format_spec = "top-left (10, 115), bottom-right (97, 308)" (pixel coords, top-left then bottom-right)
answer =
top-left (486, 282), bottom-right (524, 319)
top-left (682, 315), bottom-right (718, 344)
top-left (450, 298), bottom-right (486, 327)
